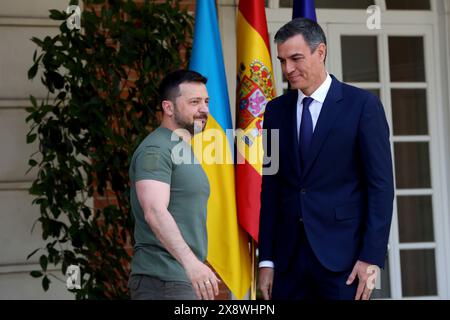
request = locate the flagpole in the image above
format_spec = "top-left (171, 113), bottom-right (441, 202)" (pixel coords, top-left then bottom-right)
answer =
top-left (250, 239), bottom-right (257, 300)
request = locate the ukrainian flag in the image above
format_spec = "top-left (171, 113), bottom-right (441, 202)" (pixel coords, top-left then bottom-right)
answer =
top-left (189, 0), bottom-right (251, 300)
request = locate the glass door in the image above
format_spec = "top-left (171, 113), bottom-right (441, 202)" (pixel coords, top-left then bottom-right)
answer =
top-left (327, 23), bottom-right (446, 299)
top-left (265, 0), bottom-right (449, 301)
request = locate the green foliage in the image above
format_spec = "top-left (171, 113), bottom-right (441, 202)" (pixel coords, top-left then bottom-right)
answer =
top-left (26, 0), bottom-right (193, 299)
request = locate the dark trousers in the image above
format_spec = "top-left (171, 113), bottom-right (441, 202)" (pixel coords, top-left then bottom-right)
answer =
top-left (128, 274), bottom-right (198, 300)
top-left (272, 222), bottom-right (358, 300)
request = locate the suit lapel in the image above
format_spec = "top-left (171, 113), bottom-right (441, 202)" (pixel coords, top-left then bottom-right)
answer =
top-left (284, 90), bottom-right (302, 179)
top-left (302, 76), bottom-right (344, 178)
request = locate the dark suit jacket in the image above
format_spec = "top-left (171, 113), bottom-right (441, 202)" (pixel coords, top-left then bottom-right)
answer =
top-left (259, 75), bottom-right (394, 273)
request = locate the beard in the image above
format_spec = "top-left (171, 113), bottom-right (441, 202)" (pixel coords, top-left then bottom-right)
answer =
top-left (174, 108), bottom-right (207, 136)
top-left (193, 117), bottom-right (208, 134)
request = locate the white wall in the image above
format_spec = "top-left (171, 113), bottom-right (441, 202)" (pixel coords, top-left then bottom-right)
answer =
top-left (218, 0), bottom-right (237, 128)
top-left (0, 0), bottom-right (74, 299)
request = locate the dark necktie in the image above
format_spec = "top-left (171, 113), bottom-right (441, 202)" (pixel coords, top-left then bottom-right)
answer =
top-left (299, 97), bottom-right (314, 168)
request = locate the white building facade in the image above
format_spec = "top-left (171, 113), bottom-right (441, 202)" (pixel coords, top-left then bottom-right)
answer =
top-left (1, 0), bottom-right (450, 299)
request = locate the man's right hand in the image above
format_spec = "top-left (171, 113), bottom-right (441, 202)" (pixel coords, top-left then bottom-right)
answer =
top-left (185, 259), bottom-right (220, 300)
top-left (258, 267), bottom-right (274, 300)
top-left (137, 180), bottom-right (219, 300)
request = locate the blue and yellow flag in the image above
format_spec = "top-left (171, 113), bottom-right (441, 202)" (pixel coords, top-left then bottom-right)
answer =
top-left (189, 0), bottom-right (251, 300)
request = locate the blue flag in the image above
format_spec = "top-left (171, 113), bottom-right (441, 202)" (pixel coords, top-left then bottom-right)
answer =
top-left (189, 0), bottom-right (232, 133)
top-left (293, 0), bottom-right (317, 21)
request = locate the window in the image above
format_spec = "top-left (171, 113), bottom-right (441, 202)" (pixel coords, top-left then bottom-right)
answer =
top-left (385, 0), bottom-right (431, 10)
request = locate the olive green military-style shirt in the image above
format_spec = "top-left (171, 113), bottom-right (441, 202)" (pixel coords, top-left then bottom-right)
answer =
top-left (129, 127), bottom-right (210, 282)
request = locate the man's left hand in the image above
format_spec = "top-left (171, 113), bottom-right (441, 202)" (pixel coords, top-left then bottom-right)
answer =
top-left (346, 260), bottom-right (379, 300)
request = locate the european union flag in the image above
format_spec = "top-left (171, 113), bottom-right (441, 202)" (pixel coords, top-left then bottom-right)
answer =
top-left (293, 0), bottom-right (317, 21)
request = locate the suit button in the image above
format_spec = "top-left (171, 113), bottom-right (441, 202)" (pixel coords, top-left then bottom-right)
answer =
top-left (300, 188), bottom-right (307, 194)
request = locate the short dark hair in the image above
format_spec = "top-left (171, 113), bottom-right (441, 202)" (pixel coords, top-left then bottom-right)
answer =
top-left (158, 70), bottom-right (207, 103)
top-left (274, 18), bottom-right (327, 55)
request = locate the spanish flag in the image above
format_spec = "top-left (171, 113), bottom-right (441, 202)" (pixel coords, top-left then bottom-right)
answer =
top-left (189, 0), bottom-right (251, 299)
top-left (236, 0), bottom-right (276, 243)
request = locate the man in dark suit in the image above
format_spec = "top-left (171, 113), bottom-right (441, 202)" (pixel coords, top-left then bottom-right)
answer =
top-left (258, 18), bottom-right (394, 300)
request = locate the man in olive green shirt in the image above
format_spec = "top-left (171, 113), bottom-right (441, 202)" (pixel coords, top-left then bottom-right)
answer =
top-left (128, 70), bottom-right (219, 300)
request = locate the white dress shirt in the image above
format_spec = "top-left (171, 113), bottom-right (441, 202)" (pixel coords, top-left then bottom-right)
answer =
top-left (296, 73), bottom-right (332, 137)
top-left (259, 73), bottom-right (333, 270)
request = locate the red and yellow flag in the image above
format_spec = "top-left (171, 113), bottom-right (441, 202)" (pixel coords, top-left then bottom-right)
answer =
top-left (236, 0), bottom-right (276, 242)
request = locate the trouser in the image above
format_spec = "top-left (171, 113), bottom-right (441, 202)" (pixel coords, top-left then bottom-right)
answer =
top-left (128, 274), bottom-right (198, 300)
top-left (271, 222), bottom-right (359, 300)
